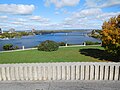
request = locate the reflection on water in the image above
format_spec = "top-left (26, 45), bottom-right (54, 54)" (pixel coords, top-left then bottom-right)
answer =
top-left (0, 32), bottom-right (100, 51)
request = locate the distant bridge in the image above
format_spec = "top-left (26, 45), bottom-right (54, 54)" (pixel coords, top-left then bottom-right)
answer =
top-left (46, 33), bottom-right (88, 36)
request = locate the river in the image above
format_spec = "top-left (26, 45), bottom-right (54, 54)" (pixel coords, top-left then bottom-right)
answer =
top-left (0, 31), bottom-right (100, 51)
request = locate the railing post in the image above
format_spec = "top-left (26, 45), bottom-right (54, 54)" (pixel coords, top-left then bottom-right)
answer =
top-left (1, 67), bottom-right (6, 81)
top-left (6, 67), bottom-right (10, 80)
top-left (104, 65), bottom-right (109, 80)
top-left (99, 65), bottom-right (104, 80)
top-left (28, 66), bottom-right (33, 80)
top-left (71, 65), bottom-right (75, 80)
top-left (85, 65), bottom-right (90, 80)
top-left (109, 65), bottom-right (114, 80)
top-left (95, 65), bottom-right (99, 80)
top-left (38, 66), bottom-right (42, 80)
top-left (48, 66), bottom-right (52, 80)
top-left (15, 67), bottom-right (19, 80)
top-left (62, 65), bottom-right (66, 80)
top-left (81, 65), bottom-right (84, 80)
top-left (114, 66), bottom-right (119, 80)
top-left (24, 66), bottom-right (28, 80)
top-left (19, 66), bottom-right (24, 80)
top-left (10, 67), bottom-right (15, 80)
top-left (76, 65), bottom-right (80, 80)
top-left (0, 68), bottom-right (2, 81)
top-left (52, 66), bottom-right (57, 80)
top-left (90, 65), bottom-right (94, 80)
top-left (33, 66), bottom-right (38, 80)
top-left (57, 66), bottom-right (62, 80)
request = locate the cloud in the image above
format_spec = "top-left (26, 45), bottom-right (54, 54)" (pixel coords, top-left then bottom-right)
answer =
top-left (85, 0), bottom-right (120, 8)
top-left (11, 22), bottom-right (24, 25)
top-left (61, 8), bottom-right (120, 29)
top-left (72, 8), bottom-right (102, 19)
top-left (70, 8), bottom-right (119, 22)
top-left (15, 18), bottom-right (28, 22)
top-left (0, 24), bottom-right (9, 29)
top-left (0, 4), bottom-right (35, 15)
top-left (30, 16), bottom-right (50, 22)
top-left (96, 12), bottom-right (120, 21)
top-left (0, 16), bottom-right (8, 19)
top-left (55, 11), bottom-right (60, 15)
top-left (45, 0), bottom-right (80, 8)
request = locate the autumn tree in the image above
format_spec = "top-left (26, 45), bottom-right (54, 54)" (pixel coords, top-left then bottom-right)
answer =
top-left (101, 15), bottom-right (120, 61)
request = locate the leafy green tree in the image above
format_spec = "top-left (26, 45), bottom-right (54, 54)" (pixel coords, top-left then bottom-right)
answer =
top-left (101, 15), bottom-right (120, 61)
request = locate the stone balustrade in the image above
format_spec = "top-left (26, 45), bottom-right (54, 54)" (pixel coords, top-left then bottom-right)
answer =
top-left (0, 62), bottom-right (119, 81)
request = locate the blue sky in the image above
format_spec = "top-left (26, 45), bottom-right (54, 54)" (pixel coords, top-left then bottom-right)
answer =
top-left (0, 0), bottom-right (120, 31)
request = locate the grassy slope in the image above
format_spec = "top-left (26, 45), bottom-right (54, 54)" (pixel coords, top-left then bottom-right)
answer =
top-left (0, 46), bottom-right (105, 64)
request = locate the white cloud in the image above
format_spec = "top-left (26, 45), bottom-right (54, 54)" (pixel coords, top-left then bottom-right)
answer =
top-left (0, 4), bottom-right (35, 15)
top-left (45, 0), bottom-right (80, 8)
top-left (0, 25), bottom-right (9, 29)
top-left (81, 8), bottom-right (102, 15)
top-left (11, 22), bottom-right (24, 25)
top-left (85, 0), bottom-right (120, 8)
top-left (72, 8), bottom-right (102, 19)
top-left (96, 12), bottom-right (120, 21)
top-left (30, 16), bottom-right (50, 22)
top-left (16, 18), bottom-right (28, 22)
top-left (61, 8), bottom-right (120, 29)
top-left (61, 8), bottom-right (70, 14)
top-left (55, 11), bottom-right (60, 15)
top-left (99, 0), bottom-right (120, 8)
top-left (0, 16), bottom-right (8, 19)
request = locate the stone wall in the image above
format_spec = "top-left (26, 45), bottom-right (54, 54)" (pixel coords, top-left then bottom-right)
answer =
top-left (0, 62), bottom-right (119, 81)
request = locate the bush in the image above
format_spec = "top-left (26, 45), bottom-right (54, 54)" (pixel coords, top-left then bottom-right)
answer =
top-left (13, 46), bottom-right (19, 50)
top-left (85, 41), bottom-right (100, 45)
top-left (3, 44), bottom-right (13, 50)
top-left (3, 44), bottom-right (19, 50)
top-left (38, 40), bottom-right (59, 52)
top-left (58, 42), bottom-right (66, 46)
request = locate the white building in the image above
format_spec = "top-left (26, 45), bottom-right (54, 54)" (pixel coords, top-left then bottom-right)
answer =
top-left (8, 28), bottom-right (15, 33)
top-left (0, 28), bottom-right (3, 34)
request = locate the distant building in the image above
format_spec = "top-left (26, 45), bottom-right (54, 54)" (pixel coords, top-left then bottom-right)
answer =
top-left (0, 28), bottom-right (3, 34)
top-left (32, 29), bottom-right (35, 33)
top-left (0, 28), bottom-right (2, 34)
top-left (8, 28), bottom-right (15, 33)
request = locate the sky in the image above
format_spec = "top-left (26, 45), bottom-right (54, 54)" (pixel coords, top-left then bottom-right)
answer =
top-left (0, 0), bottom-right (120, 31)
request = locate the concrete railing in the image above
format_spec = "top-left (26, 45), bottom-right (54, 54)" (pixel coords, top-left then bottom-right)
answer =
top-left (0, 62), bottom-right (119, 81)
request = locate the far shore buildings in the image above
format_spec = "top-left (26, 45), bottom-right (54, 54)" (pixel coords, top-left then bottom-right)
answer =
top-left (0, 28), bottom-right (3, 34)
top-left (8, 28), bottom-right (15, 33)
top-left (32, 29), bottom-right (35, 33)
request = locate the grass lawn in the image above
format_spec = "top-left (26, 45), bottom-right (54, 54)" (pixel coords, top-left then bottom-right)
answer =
top-left (0, 46), bottom-right (107, 64)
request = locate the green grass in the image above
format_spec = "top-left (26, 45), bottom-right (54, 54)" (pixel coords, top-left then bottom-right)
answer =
top-left (0, 46), bottom-right (106, 64)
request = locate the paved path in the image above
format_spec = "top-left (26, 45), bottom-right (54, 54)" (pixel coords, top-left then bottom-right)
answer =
top-left (0, 81), bottom-right (120, 90)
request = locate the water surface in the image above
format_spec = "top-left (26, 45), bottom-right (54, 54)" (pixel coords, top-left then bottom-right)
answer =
top-left (0, 31), bottom-right (100, 51)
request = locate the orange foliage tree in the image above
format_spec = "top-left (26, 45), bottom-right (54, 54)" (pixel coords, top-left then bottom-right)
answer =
top-left (101, 15), bottom-right (120, 61)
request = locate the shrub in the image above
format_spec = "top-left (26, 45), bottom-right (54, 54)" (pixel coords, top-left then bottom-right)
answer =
top-left (3, 44), bottom-right (13, 50)
top-left (58, 42), bottom-right (66, 46)
top-left (38, 40), bottom-right (59, 52)
top-left (85, 41), bottom-right (100, 45)
top-left (3, 44), bottom-right (19, 50)
top-left (13, 46), bottom-right (19, 50)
